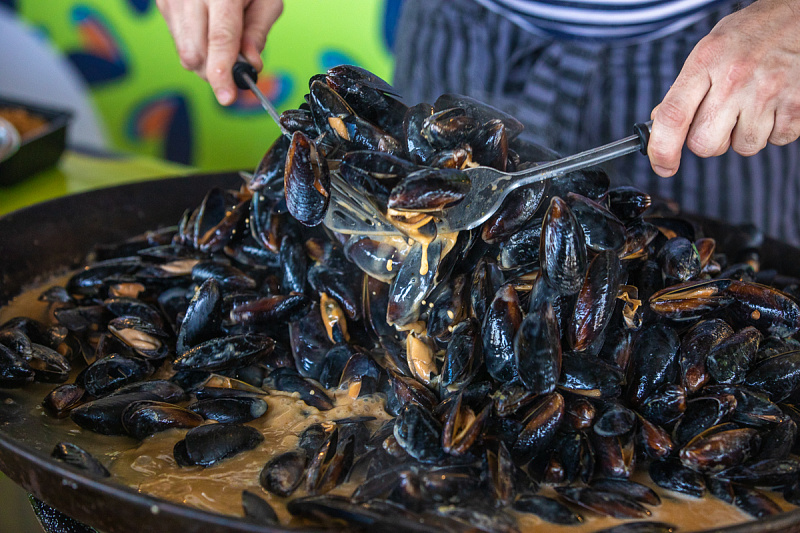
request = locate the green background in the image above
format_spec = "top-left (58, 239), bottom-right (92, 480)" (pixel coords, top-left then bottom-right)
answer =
top-left (14, 0), bottom-right (396, 171)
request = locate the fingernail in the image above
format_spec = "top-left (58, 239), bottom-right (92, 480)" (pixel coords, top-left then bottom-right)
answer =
top-left (216, 89), bottom-right (234, 106)
top-left (653, 165), bottom-right (675, 177)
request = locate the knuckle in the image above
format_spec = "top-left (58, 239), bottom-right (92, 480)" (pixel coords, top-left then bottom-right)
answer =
top-left (686, 133), bottom-right (716, 158)
top-left (177, 45), bottom-right (204, 71)
top-left (208, 25), bottom-right (237, 47)
top-left (724, 59), bottom-right (755, 88)
top-left (656, 100), bottom-right (691, 129)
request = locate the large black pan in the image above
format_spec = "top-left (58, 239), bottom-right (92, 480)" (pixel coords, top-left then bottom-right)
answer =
top-left (1, 174), bottom-right (800, 533)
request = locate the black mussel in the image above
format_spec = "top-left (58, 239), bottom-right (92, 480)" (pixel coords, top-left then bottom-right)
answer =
top-left (103, 297), bottom-right (164, 329)
top-left (252, 133), bottom-right (291, 192)
top-left (426, 273), bottom-right (469, 343)
top-left (639, 384), bottom-right (686, 426)
top-left (627, 323), bottom-right (680, 409)
top-left (559, 351), bottom-right (623, 398)
top-left (339, 349), bottom-right (382, 398)
top-left (732, 485), bottom-right (782, 518)
top-left (569, 250), bottom-right (622, 353)
top-left (441, 393), bottom-right (490, 456)
top-left (565, 397), bottom-right (596, 430)
top-left (191, 261), bottom-right (256, 291)
top-left (679, 318), bottom-right (734, 394)
top-left (594, 401), bottom-right (636, 437)
top-left (483, 284), bottom-right (523, 383)
top-left (122, 400), bottom-right (204, 440)
top-left (470, 256), bottom-right (504, 325)
top-left (540, 197), bottom-right (587, 296)
top-left (648, 279), bottom-right (734, 321)
top-left (555, 486), bottom-right (650, 519)
top-left (308, 79), bottom-right (355, 135)
top-left (745, 349), bottom-right (800, 402)
top-left (65, 257), bottom-right (142, 298)
top-left (82, 354), bottom-right (152, 397)
top-left (404, 102), bottom-right (436, 165)
top-left (308, 265), bottom-right (362, 320)
top-left (592, 479), bottom-right (660, 506)
top-left (724, 280), bottom-right (800, 338)
top-left (241, 490), bottom-right (279, 525)
top-left (672, 393), bottom-right (737, 447)
top-left (657, 237), bottom-right (701, 281)
top-left (260, 450), bottom-right (308, 497)
top-left (265, 367), bottom-right (333, 411)
top-left (42, 383), bottom-right (85, 418)
top-left (420, 108), bottom-right (478, 149)
top-left (499, 223), bottom-right (541, 270)
top-left (604, 186), bottom-right (651, 221)
top-left (471, 119), bottom-right (508, 171)
top-left (108, 316), bottom-right (170, 360)
top-left (172, 333), bottom-right (275, 373)
top-left (289, 302), bottom-right (333, 379)
top-left (514, 300), bottom-right (560, 395)
top-left (593, 523), bottom-right (676, 533)
top-left (319, 343), bottom-right (358, 389)
top-left (434, 94), bottom-right (524, 140)
top-left (70, 391), bottom-right (161, 435)
top-left (649, 458), bottom-right (706, 497)
top-left (440, 318), bottom-right (482, 394)
top-left (387, 168), bottom-right (470, 213)
top-left (229, 293), bottom-right (311, 326)
top-left (717, 458), bottom-right (800, 488)
top-left (567, 192), bottom-right (627, 253)
top-left (175, 423), bottom-right (264, 467)
top-left (26, 342), bottom-right (71, 383)
top-left (394, 404), bottom-right (444, 463)
top-left (305, 426), bottom-right (356, 495)
top-left (756, 417), bottom-right (797, 461)
top-left (279, 108), bottom-right (317, 138)
top-left (114, 379), bottom-right (187, 403)
top-left (636, 414), bottom-right (674, 460)
top-left (390, 369), bottom-right (437, 412)
top-left (51, 442), bottom-right (110, 477)
top-left (706, 326), bottom-right (762, 384)
top-left (284, 131), bottom-right (330, 227)
top-left (513, 392), bottom-right (564, 465)
top-left (189, 396), bottom-right (268, 424)
top-left (344, 236), bottom-right (403, 283)
top-left (177, 278), bottom-right (222, 354)
top-left (591, 432), bottom-right (635, 479)
top-left (387, 239), bottom-right (442, 327)
top-left (679, 425), bottom-right (760, 473)
top-left (483, 185), bottom-right (546, 245)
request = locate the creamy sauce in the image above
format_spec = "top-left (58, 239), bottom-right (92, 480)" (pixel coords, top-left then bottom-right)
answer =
top-left (1, 276), bottom-right (795, 532)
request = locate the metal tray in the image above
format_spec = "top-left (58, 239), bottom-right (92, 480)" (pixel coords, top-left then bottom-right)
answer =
top-left (0, 173), bottom-right (799, 533)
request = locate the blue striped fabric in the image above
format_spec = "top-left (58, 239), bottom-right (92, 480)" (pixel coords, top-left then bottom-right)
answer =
top-left (392, 0), bottom-right (800, 245)
top-left (472, 0), bottom-right (731, 41)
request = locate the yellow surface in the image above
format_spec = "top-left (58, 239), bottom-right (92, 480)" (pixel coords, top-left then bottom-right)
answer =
top-left (0, 150), bottom-right (192, 216)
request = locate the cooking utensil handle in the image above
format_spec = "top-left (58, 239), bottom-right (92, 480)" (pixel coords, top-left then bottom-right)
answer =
top-left (232, 57), bottom-right (258, 91)
top-left (232, 55), bottom-right (289, 136)
top-left (634, 120), bottom-right (653, 155)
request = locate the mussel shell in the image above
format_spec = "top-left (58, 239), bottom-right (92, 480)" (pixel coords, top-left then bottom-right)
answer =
top-left (189, 397), bottom-right (268, 424)
top-left (512, 392), bottom-right (564, 464)
top-left (540, 197), bottom-right (587, 296)
top-left (393, 404), bottom-right (445, 463)
top-left (172, 333), bottom-right (275, 373)
top-left (284, 131), bottom-right (330, 227)
top-left (176, 423), bottom-right (264, 467)
top-left (122, 400), bottom-right (204, 440)
top-left (627, 323), bottom-right (679, 408)
top-left (388, 168), bottom-right (470, 212)
top-left (177, 278), bottom-right (223, 354)
top-left (82, 354), bottom-right (152, 397)
top-left (51, 442), bottom-right (110, 477)
top-left (259, 450), bottom-right (308, 497)
top-left (483, 285), bottom-right (523, 383)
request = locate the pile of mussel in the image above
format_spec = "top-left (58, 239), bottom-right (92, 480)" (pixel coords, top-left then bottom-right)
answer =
top-left (3, 65), bottom-right (800, 533)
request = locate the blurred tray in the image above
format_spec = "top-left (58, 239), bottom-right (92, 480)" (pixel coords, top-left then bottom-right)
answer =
top-left (0, 97), bottom-right (71, 186)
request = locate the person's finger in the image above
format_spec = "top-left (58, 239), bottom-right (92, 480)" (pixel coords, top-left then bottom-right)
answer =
top-left (684, 87), bottom-right (740, 158)
top-left (648, 43), bottom-right (715, 177)
top-left (730, 105), bottom-right (775, 157)
top-left (241, 0), bottom-right (284, 72)
top-left (769, 95), bottom-right (800, 146)
top-left (206, 0), bottom-right (245, 105)
top-left (175, 1), bottom-right (209, 75)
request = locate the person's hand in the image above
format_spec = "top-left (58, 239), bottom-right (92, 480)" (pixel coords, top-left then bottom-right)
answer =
top-left (157, 0), bottom-right (283, 106)
top-left (648, 0), bottom-right (800, 177)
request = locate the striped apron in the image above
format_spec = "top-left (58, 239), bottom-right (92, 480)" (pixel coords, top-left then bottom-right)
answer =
top-left (392, 0), bottom-right (800, 245)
